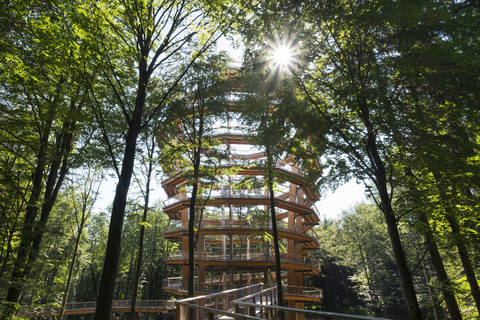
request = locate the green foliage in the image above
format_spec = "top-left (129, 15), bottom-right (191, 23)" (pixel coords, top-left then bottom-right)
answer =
top-left (313, 204), bottom-right (409, 318)
top-left (158, 53), bottom-right (233, 189)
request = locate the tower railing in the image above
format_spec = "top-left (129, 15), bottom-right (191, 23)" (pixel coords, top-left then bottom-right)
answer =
top-left (164, 250), bottom-right (321, 272)
top-left (175, 284), bottom-right (392, 320)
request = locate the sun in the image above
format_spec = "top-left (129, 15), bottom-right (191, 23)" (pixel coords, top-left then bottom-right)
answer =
top-left (270, 41), bottom-right (297, 69)
top-left (272, 45), bottom-right (293, 66)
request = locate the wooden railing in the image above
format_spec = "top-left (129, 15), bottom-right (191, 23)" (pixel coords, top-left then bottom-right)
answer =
top-left (162, 277), bottom-right (227, 293)
top-left (284, 285), bottom-right (323, 301)
top-left (175, 284), bottom-right (392, 320)
top-left (165, 250), bottom-right (321, 272)
top-left (175, 284), bottom-right (265, 320)
top-left (20, 300), bottom-right (176, 317)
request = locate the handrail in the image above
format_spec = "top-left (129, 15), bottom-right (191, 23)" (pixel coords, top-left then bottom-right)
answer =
top-left (163, 278), bottom-right (229, 293)
top-left (284, 285), bottom-right (323, 300)
top-left (164, 251), bottom-right (321, 271)
top-left (175, 284), bottom-right (266, 320)
top-left (163, 193), bottom-right (316, 215)
top-left (19, 300), bottom-right (176, 317)
top-left (207, 126), bottom-right (254, 137)
top-left (174, 284), bottom-right (390, 320)
top-left (164, 220), bottom-right (319, 246)
top-left (231, 286), bottom-right (392, 320)
top-left (232, 301), bottom-right (392, 320)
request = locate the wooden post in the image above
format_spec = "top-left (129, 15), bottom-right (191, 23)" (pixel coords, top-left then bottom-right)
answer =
top-left (296, 302), bottom-right (305, 320)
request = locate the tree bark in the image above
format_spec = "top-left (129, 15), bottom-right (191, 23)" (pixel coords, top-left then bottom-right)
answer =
top-left (266, 152), bottom-right (284, 318)
top-left (129, 147), bottom-right (154, 320)
top-left (445, 213), bottom-right (480, 314)
top-left (418, 212), bottom-right (462, 319)
top-left (94, 68), bottom-right (147, 320)
top-left (365, 131), bottom-right (423, 320)
top-left (188, 149), bottom-right (201, 297)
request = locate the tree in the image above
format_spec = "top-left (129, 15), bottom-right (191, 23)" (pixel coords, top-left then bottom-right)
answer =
top-left (238, 60), bottom-right (325, 311)
top-left (85, 1), bottom-right (238, 317)
top-left (384, 2), bottom-right (480, 315)
top-left (59, 168), bottom-right (102, 320)
top-left (0, 1), bottom-right (97, 316)
top-left (129, 124), bottom-right (159, 319)
top-left (309, 219), bottom-right (366, 315)
top-left (281, 1), bottom-right (425, 318)
top-left (312, 204), bottom-right (409, 318)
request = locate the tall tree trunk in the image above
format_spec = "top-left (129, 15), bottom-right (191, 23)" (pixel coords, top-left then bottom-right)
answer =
top-left (3, 100), bottom-right (76, 319)
top-left (59, 220), bottom-right (85, 320)
top-left (418, 212), bottom-right (462, 319)
top-left (297, 75), bottom-right (423, 319)
top-left (3, 112), bottom-right (54, 313)
top-left (266, 152), bottom-right (284, 315)
top-left (94, 70), bottom-right (147, 320)
top-left (129, 148), bottom-right (154, 320)
top-left (365, 132), bottom-right (423, 320)
top-left (430, 170), bottom-right (480, 315)
top-left (188, 149), bottom-right (201, 297)
top-left (421, 260), bottom-right (439, 320)
top-left (445, 213), bottom-right (480, 314)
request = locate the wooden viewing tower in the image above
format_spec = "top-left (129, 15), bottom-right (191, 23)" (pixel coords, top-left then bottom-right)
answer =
top-left (161, 89), bottom-right (323, 312)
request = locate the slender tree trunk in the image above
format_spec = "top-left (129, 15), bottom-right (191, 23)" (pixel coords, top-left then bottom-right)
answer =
top-left (3, 120), bottom-right (52, 315)
top-left (59, 221), bottom-right (85, 320)
top-left (3, 101), bottom-right (76, 319)
top-left (266, 152), bottom-right (284, 316)
top-left (365, 132), bottom-right (423, 320)
top-left (90, 263), bottom-right (98, 299)
top-left (356, 241), bottom-right (381, 315)
top-left (129, 154), bottom-right (153, 320)
top-left (445, 213), bottom-right (480, 314)
top-left (188, 150), bottom-right (201, 297)
top-left (94, 68), bottom-right (147, 320)
top-left (418, 212), bottom-right (462, 319)
top-left (421, 258), bottom-right (439, 320)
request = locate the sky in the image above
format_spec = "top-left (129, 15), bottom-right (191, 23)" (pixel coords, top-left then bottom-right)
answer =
top-left (315, 180), bottom-right (367, 219)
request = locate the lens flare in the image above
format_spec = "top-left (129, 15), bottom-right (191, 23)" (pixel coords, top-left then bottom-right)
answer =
top-left (272, 45), bottom-right (294, 67)
top-left (270, 39), bottom-right (297, 70)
